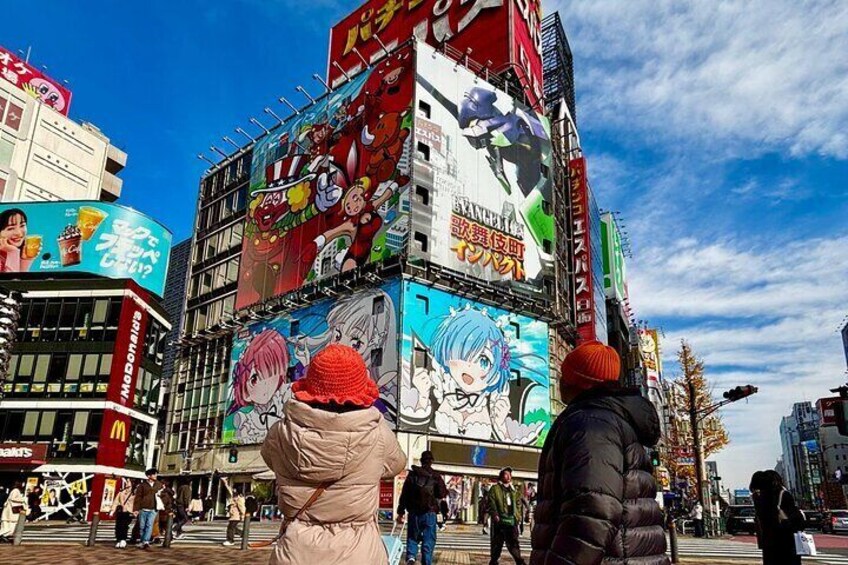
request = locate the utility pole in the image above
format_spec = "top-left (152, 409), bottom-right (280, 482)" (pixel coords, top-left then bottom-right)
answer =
top-left (687, 376), bottom-right (705, 507)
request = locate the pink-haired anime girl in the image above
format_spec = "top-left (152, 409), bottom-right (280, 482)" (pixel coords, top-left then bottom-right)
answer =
top-left (227, 330), bottom-right (291, 443)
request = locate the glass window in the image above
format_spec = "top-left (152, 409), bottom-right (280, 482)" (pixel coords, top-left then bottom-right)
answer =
top-left (93, 300), bottom-right (108, 324)
top-left (83, 354), bottom-right (99, 376)
top-left (99, 354), bottom-right (113, 375)
top-left (39, 411), bottom-right (56, 437)
top-left (22, 412), bottom-right (38, 437)
top-left (18, 355), bottom-right (34, 376)
top-left (66, 354), bottom-right (82, 380)
top-left (72, 412), bottom-right (88, 436)
top-left (33, 355), bottom-right (50, 382)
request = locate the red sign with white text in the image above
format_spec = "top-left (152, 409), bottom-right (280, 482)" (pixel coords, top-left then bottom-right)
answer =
top-left (328, 0), bottom-right (543, 107)
top-left (817, 397), bottom-right (841, 427)
top-left (0, 46), bottom-right (72, 116)
top-left (569, 157), bottom-right (596, 342)
top-left (106, 295), bottom-right (149, 409)
top-left (96, 409), bottom-right (131, 469)
top-left (0, 443), bottom-right (48, 465)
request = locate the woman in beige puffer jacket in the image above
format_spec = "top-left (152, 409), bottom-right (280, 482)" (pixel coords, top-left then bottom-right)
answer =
top-left (260, 344), bottom-right (407, 565)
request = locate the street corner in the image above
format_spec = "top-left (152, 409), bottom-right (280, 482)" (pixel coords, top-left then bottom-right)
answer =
top-left (0, 544), bottom-right (273, 564)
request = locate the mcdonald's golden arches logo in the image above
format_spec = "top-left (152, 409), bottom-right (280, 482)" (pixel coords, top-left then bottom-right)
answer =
top-left (110, 419), bottom-right (127, 442)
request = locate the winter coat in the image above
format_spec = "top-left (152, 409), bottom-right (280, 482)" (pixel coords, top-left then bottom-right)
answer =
top-left (227, 494), bottom-right (246, 522)
top-left (176, 484), bottom-right (192, 508)
top-left (488, 483), bottom-right (523, 524)
top-left (754, 488), bottom-right (804, 565)
top-left (133, 480), bottom-right (163, 512)
top-left (397, 466), bottom-right (448, 516)
top-left (260, 399), bottom-right (407, 565)
top-left (531, 388), bottom-right (670, 565)
top-left (113, 487), bottom-right (135, 515)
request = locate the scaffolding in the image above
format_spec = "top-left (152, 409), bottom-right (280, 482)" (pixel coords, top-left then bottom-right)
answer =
top-left (541, 12), bottom-right (576, 125)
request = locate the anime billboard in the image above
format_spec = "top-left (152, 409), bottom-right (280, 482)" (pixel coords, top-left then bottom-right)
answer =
top-left (412, 43), bottom-right (553, 289)
top-left (399, 281), bottom-right (551, 446)
top-left (224, 280), bottom-right (401, 444)
top-left (0, 45), bottom-right (72, 115)
top-left (235, 46), bottom-right (414, 310)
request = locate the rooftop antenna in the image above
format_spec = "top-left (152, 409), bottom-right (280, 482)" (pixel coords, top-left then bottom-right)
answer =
top-left (197, 154), bottom-right (216, 167)
top-left (210, 146), bottom-right (228, 159)
top-left (249, 117), bottom-right (270, 135)
top-left (222, 136), bottom-right (241, 151)
top-left (278, 97), bottom-right (300, 115)
top-left (351, 47), bottom-right (370, 69)
top-left (295, 86), bottom-right (316, 105)
top-left (264, 107), bottom-right (284, 124)
top-left (312, 73), bottom-right (331, 93)
top-left (332, 62), bottom-right (351, 81)
top-left (235, 127), bottom-right (255, 143)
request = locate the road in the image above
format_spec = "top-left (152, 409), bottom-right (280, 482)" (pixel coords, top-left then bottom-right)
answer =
top-left (9, 521), bottom-right (848, 563)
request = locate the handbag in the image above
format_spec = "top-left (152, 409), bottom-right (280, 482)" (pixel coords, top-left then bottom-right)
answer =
top-left (794, 531), bottom-right (817, 556)
top-left (248, 481), bottom-right (331, 549)
top-left (155, 491), bottom-right (165, 511)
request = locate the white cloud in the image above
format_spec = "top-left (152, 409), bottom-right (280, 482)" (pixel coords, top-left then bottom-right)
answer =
top-left (546, 0), bottom-right (848, 158)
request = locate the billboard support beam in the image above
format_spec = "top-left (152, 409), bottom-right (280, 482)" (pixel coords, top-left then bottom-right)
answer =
top-left (234, 127), bottom-right (255, 143)
top-left (210, 146), bottom-right (228, 159)
top-left (264, 107), bottom-right (284, 124)
top-left (278, 97), bottom-right (300, 115)
top-left (332, 62), bottom-right (351, 81)
top-left (249, 118), bottom-right (270, 135)
top-left (312, 74), bottom-right (331, 93)
top-left (352, 48), bottom-right (370, 69)
top-left (295, 85), bottom-right (316, 105)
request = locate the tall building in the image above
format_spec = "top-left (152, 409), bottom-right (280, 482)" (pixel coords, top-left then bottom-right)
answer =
top-left (162, 1), bottom-right (584, 520)
top-left (0, 46), bottom-right (126, 203)
top-left (161, 238), bottom-right (192, 386)
top-left (779, 402), bottom-right (823, 509)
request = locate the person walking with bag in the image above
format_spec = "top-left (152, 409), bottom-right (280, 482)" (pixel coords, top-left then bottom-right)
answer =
top-left (488, 467), bottom-right (526, 565)
top-left (752, 470), bottom-right (805, 565)
top-left (133, 468), bottom-right (163, 550)
top-left (396, 451), bottom-right (448, 565)
top-left (221, 478), bottom-right (246, 547)
top-left (112, 480), bottom-right (136, 548)
top-left (260, 344), bottom-right (407, 565)
top-left (173, 481), bottom-right (192, 538)
top-left (0, 481), bottom-right (26, 542)
top-left (530, 340), bottom-right (669, 565)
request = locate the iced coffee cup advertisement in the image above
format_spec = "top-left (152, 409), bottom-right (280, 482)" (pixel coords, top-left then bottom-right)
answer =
top-left (0, 201), bottom-right (172, 296)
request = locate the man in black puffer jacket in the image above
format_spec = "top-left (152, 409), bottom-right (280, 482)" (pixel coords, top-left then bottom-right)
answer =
top-left (531, 340), bottom-right (669, 565)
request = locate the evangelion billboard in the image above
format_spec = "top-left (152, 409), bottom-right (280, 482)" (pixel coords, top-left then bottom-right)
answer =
top-left (224, 280), bottom-right (401, 444)
top-left (399, 281), bottom-right (551, 447)
top-left (0, 46), bottom-right (72, 115)
top-left (0, 201), bottom-right (172, 296)
top-left (412, 42), bottom-right (553, 287)
top-left (327, 0), bottom-right (543, 108)
top-left (235, 45), bottom-right (414, 310)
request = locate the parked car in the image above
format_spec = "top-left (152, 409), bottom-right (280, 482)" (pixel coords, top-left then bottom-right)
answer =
top-left (725, 505), bottom-right (757, 535)
top-left (805, 511), bottom-right (824, 531)
top-left (823, 510), bottom-right (848, 534)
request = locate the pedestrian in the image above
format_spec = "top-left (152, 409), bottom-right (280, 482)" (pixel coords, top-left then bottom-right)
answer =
top-left (245, 491), bottom-right (258, 520)
top-left (0, 481), bottom-right (26, 542)
top-left (260, 344), bottom-right (407, 564)
top-left (189, 494), bottom-right (203, 522)
top-left (397, 451), bottom-right (448, 565)
top-left (173, 481), bottom-right (192, 538)
top-left (751, 470), bottom-right (804, 565)
top-left (26, 486), bottom-right (42, 522)
top-left (487, 468), bottom-right (526, 565)
top-left (133, 467), bottom-right (164, 550)
top-left (203, 494), bottom-right (215, 522)
top-left (113, 480), bottom-right (136, 549)
top-left (437, 498), bottom-right (449, 532)
top-left (530, 340), bottom-right (670, 565)
top-left (480, 484), bottom-right (492, 535)
top-left (67, 492), bottom-right (88, 523)
top-left (689, 501), bottom-right (704, 537)
top-left (221, 478), bottom-right (245, 547)
top-left (155, 481), bottom-right (174, 544)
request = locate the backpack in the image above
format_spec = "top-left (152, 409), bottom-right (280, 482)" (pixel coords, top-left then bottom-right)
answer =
top-left (411, 471), bottom-right (438, 511)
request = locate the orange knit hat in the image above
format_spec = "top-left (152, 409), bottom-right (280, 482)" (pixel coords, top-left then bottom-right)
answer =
top-left (292, 344), bottom-right (379, 407)
top-left (560, 340), bottom-right (621, 390)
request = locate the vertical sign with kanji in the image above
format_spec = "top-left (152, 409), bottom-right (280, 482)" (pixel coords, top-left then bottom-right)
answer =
top-left (569, 157), bottom-right (596, 342)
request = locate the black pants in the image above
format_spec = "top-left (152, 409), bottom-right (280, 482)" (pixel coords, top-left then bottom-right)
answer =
top-left (489, 522), bottom-right (525, 565)
top-left (693, 519), bottom-right (704, 537)
top-left (174, 505), bottom-right (190, 535)
top-left (226, 520), bottom-right (243, 543)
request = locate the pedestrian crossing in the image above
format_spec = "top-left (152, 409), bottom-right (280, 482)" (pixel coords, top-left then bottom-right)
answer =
top-left (16, 522), bottom-right (848, 563)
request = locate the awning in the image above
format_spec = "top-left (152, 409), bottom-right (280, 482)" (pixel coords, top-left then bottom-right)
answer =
top-left (252, 470), bottom-right (275, 481)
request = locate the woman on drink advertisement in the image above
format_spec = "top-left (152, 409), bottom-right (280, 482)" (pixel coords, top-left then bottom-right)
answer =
top-left (0, 208), bottom-right (41, 272)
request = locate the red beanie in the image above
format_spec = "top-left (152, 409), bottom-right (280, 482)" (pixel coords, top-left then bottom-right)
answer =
top-left (292, 344), bottom-right (379, 407)
top-left (560, 340), bottom-right (620, 390)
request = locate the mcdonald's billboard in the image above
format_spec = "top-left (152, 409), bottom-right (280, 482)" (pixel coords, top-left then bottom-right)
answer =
top-left (105, 293), bottom-right (149, 409)
top-left (96, 410), bottom-right (130, 469)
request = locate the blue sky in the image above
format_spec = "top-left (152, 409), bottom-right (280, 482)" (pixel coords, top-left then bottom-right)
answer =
top-left (7, 0), bottom-right (848, 489)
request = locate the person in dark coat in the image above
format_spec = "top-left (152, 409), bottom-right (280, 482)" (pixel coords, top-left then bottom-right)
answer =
top-left (751, 470), bottom-right (804, 565)
top-left (530, 340), bottom-right (670, 565)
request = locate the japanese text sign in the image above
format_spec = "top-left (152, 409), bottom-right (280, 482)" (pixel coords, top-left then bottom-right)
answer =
top-left (0, 46), bottom-right (72, 116)
top-left (569, 157), bottom-right (596, 342)
top-left (0, 201), bottom-right (171, 296)
top-left (450, 196), bottom-right (526, 280)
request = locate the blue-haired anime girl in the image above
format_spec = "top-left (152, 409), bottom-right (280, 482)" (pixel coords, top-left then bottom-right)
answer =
top-left (405, 306), bottom-right (546, 444)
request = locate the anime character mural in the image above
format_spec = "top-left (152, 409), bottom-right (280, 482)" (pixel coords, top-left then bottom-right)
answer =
top-left (224, 282), bottom-right (401, 443)
top-left (235, 45), bottom-right (414, 310)
top-left (400, 283), bottom-right (551, 447)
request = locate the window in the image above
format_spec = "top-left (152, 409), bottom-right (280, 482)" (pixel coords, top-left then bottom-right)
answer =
top-left (73, 412), bottom-right (89, 436)
top-left (39, 411), bottom-right (56, 437)
top-left (415, 294), bottom-right (429, 315)
top-left (5, 102), bottom-right (23, 131)
top-left (66, 355), bottom-right (82, 380)
top-left (418, 101), bottom-right (431, 119)
top-left (413, 232), bottom-right (428, 253)
top-left (415, 185), bottom-right (430, 206)
top-left (93, 300), bottom-right (108, 324)
top-left (416, 142), bottom-right (430, 161)
top-left (33, 355), bottom-right (50, 382)
top-left (22, 412), bottom-right (38, 437)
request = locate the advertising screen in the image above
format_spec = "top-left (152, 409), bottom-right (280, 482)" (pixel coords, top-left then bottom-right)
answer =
top-left (0, 201), bottom-right (172, 296)
top-left (412, 42), bottom-right (553, 288)
top-left (224, 280), bottom-right (401, 444)
top-left (639, 328), bottom-right (661, 388)
top-left (399, 280), bottom-right (551, 447)
top-left (327, 0), bottom-right (543, 106)
top-left (0, 46), bottom-right (72, 116)
top-left (236, 45), bottom-right (414, 310)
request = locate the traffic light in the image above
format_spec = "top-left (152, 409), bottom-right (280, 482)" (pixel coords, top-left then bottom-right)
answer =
top-left (228, 446), bottom-right (238, 463)
top-left (0, 289), bottom-right (21, 383)
top-left (649, 450), bottom-right (661, 467)
top-left (723, 385), bottom-right (758, 402)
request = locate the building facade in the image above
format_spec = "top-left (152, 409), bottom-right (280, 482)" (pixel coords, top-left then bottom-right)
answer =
top-left (779, 402), bottom-right (823, 509)
top-left (0, 278), bottom-right (169, 519)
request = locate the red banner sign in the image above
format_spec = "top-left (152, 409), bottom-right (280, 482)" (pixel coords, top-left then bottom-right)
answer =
top-left (328, 0), bottom-right (543, 107)
top-left (818, 397), bottom-right (841, 427)
top-left (106, 295), bottom-right (149, 409)
top-left (569, 157), bottom-right (596, 342)
top-left (0, 46), bottom-right (72, 116)
top-left (0, 443), bottom-right (48, 465)
top-left (96, 409), bottom-right (132, 469)
top-left (379, 479), bottom-right (394, 509)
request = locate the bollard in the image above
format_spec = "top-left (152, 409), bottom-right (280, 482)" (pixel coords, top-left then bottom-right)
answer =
top-left (240, 514), bottom-right (251, 550)
top-left (11, 510), bottom-right (26, 546)
top-left (163, 512), bottom-right (175, 548)
top-left (86, 512), bottom-right (100, 547)
top-left (668, 518), bottom-right (680, 564)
